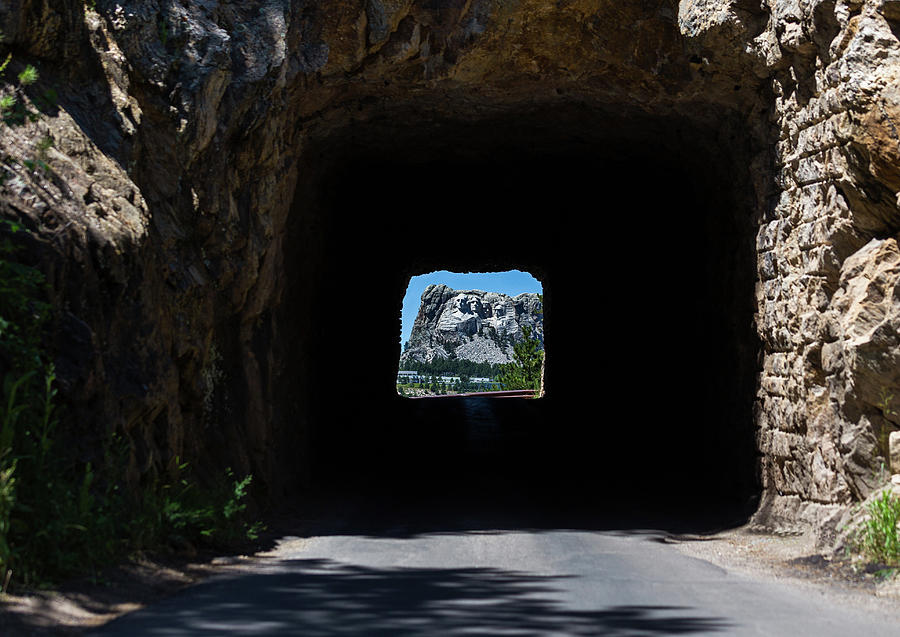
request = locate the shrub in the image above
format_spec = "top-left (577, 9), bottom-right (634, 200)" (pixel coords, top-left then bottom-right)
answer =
top-left (853, 488), bottom-right (900, 567)
top-left (130, 462), bottom-right (262, 553)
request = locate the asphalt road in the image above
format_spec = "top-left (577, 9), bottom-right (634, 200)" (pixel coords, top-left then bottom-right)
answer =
top-left (93, 525), bottom-right (900, 636)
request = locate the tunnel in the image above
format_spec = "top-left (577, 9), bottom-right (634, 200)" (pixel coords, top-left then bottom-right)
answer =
top-left (276, 101), bottom-right (762, 532)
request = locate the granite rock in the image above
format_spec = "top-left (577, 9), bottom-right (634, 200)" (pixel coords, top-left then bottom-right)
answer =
top-left (401, 284), bottom-right (543, 366)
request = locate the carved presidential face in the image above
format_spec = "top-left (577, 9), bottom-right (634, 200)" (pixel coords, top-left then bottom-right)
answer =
top-left (454, 295), bottom-right (482, 315)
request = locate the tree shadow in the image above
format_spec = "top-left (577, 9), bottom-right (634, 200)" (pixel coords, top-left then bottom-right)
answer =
top-left (94, 558), bottom-right (732, 636)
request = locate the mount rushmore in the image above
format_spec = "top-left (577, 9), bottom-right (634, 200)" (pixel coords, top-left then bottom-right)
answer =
top-left (400, 284), bottom-right (543, 367)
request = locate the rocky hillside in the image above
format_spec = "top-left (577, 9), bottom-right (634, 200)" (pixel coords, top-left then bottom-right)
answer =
top-left (401, 285), bottom-right (542, 366)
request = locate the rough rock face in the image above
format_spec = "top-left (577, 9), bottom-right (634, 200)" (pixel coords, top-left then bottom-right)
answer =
top-left (700, 0), bottom-right (900, 538)
top-left (0, 0), bottom-right (899, 541)
top-left (401, 284), bottom-right (543, 366)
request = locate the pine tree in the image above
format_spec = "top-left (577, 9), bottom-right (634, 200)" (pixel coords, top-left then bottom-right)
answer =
top-left (496, 325), bottom-right (543, 392)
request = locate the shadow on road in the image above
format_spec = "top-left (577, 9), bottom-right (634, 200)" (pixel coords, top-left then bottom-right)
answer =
top-left (95, 558), bottom-right (732, 636)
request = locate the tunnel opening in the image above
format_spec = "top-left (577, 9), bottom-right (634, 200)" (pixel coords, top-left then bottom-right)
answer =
top-left (279, 102), bottom-right (762, 532)
top-left (397, 269), bottom-right (544, 398)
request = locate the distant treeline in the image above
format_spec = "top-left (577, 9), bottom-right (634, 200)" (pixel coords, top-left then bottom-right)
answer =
top-left (400, 358), bottom-right (504, 379)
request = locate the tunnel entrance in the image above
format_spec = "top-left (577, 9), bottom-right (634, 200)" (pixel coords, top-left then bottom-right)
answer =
top-left (280, 103), bottom-right (761, 531)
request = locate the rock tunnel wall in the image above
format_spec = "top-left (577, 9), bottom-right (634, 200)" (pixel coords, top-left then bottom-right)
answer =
top-left (1, 0), bottom-right (899, 539)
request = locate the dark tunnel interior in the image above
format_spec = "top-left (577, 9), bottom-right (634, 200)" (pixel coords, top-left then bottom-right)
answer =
top-left (281, 104), bottom-right (762, 532)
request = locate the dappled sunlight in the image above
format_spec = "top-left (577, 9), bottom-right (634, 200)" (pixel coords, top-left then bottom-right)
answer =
top-left (97, 557), bottom-right (731, 636)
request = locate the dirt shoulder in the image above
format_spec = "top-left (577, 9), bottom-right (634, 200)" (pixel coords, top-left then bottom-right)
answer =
top-left (668, 525), bottom-right (900, 611)
top-left (0, 505), bottom-right (317, 636)
top-left (0, 554), bottom-right (215, 635)
top-left (0, 541), bottom-right (287, 636)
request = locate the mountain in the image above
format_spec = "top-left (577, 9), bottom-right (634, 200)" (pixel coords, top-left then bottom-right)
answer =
top-left (400, 284), bottom-right (543, 367)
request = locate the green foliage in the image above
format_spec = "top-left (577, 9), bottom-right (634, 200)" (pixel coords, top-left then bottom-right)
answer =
top-left (0, 219), bottom-right (62, 587)
top-left (0, 222), bottom-right (122, 586)
top-left (0, 50), bottom-right (50, 166)
top-left (852, 489), bottom-right (900, 568)
top-left (130, 462), bottom-right (262, 553)
top-left (16, 65), bottom-right (37, 87)
top-left (0, 221), bottom-right (261, 590)
top-left (496, 325), bottom-right (544, 393)
top-left (0, 225), bottom-right (50, 366)
top-left (401, 358), bottom-right (503, 380)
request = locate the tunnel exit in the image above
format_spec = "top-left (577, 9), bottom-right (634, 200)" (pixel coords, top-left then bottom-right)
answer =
top-left (397, 270), bottom-right (544, 398)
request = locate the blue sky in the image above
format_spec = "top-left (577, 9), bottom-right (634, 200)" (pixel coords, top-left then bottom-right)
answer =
top-left (400, 270), bottom-right (543, 345)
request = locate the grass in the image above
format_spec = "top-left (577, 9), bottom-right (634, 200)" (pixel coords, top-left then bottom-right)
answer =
top-left (853, 488), bottom-right (900, 569)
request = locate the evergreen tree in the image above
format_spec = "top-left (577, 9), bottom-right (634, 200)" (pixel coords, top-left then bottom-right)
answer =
top-left (407, 358), bottom-right (502, 380)
top-left (496, 325), bottom-right (543, 392)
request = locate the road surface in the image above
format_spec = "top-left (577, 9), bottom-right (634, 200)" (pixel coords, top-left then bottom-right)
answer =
top-left (93, 524), bottom-right (900, 636)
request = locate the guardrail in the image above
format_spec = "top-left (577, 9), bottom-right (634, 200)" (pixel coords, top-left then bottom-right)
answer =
top-left (407, 389), bottom-right (537, 399)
